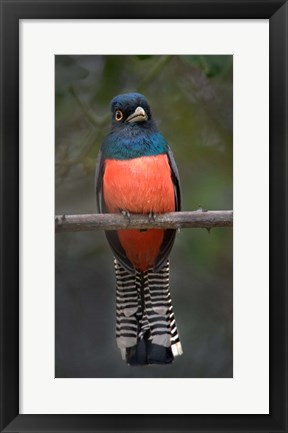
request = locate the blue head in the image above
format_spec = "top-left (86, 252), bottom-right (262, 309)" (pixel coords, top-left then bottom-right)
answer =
top-left (102, 93), bottom-right (168, 160)
top-left (110, 92), bottom-right (153, 127)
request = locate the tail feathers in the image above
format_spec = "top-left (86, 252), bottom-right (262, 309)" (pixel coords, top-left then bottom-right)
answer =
top-left (114, 259), bottom-right (182, 365)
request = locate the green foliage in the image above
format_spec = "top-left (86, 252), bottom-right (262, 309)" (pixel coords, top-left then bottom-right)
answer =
top-left (55, 56), bottom-right (89, 94)
top-left (183, 55), bottom-right (232, 78)
top-left (136, 55), bottom-right (153, 60)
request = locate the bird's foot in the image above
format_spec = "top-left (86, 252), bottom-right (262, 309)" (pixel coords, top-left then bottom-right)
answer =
top-left (195, 206), bottom-right (208, 213)
top-left (148, 211), bottom-right (156, 222)
top-left (121, 209), bottom-right (131, 224)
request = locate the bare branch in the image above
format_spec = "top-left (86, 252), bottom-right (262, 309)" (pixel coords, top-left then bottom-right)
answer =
top-left (55, 210), bottom-right (233, 233)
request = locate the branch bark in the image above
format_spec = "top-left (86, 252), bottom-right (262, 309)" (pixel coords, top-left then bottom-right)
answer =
top-left (55, 210), bottom-right (233, 233)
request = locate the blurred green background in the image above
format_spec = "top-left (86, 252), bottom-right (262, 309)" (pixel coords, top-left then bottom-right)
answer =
top-left (55, 55), bottom-right (233, 378)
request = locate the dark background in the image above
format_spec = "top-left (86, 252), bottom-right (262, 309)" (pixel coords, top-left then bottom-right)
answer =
top-left (55, 55), bottom-right (233, 378)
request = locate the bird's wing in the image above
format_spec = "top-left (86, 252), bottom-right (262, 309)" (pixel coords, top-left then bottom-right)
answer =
top-left (153, 146), bottom-right (181, 272)
top-left (95, 149), bottom-right (105, 213)
top-left (167, 146), bottom-right (181, 211)
top-left (105, 231), bottom-right (135, 273)
top-left (95, 150), bottom-right (135, 273)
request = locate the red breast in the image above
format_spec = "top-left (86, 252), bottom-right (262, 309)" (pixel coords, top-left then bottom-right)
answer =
top-left (103, 154), bottom-right (175, 271)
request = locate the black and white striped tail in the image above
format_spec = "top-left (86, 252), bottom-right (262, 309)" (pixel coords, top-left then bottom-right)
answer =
top-left (115, 259), bottom-right (182, 365)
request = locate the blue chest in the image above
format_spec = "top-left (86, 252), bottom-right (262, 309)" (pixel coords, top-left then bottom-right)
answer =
top-left (102, 127), bottom-right (168, 160)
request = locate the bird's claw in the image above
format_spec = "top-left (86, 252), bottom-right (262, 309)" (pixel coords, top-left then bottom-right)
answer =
top-left (196, 206), bottom-right (208, 213)
top-left (148, 211), bottom-right (156, 222)
top-left (121, 209), bottom-right (131, 224)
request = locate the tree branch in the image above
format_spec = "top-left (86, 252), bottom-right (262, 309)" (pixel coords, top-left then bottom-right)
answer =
top-left (55, 210), bottom-right (233, 233)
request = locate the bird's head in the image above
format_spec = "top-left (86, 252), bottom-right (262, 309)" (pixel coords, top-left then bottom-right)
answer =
top-left (103, 92), bottom-right (166, 159)
top-left (110, 93), bottom-right (152, 128)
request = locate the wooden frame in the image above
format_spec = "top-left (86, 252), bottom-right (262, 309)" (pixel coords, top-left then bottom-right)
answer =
top-left (0, 1), bottom-right (287, 432)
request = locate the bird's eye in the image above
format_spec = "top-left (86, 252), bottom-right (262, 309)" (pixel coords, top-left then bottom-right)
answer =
top-left (115, 110), bottom-right (123, 121)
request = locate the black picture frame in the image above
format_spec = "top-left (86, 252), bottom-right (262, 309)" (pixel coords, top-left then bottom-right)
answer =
top-left (0, 1), bottom-right (287, 432)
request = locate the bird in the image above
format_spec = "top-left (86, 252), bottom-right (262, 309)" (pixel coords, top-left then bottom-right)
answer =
top-left (95, 92), bottom-right (182, 365)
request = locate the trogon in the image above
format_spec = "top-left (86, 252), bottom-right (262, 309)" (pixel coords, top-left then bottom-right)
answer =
top-left (95, 92), bottom-right (182, 365)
